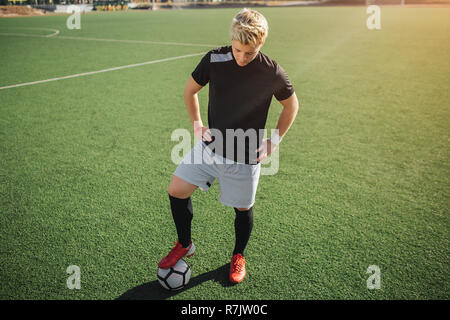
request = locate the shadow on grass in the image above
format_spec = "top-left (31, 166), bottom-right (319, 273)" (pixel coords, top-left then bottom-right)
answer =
top-left (117, 263), bottom-right (233, 300)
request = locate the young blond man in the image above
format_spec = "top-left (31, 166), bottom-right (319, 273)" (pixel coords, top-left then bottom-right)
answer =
top-left (159, 8), bottom-right (299, 284)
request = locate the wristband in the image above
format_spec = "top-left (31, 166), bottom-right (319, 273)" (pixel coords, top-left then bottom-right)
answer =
top-left (270, 132), bottom-right (283, 145)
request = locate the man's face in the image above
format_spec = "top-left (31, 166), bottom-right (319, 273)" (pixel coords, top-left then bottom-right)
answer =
top-left (231, 40), bottom-right (264, 67)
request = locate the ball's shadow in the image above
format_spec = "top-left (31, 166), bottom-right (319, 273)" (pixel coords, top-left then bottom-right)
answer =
top-left (117, 263), bottom-right (233, 300)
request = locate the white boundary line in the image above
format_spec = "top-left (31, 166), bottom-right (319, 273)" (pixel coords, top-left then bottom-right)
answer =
top-left (55, 35), bottom-right (220, 48)
top-left (0, 52), bottom-right (205, 91)
top-left (0, 28), bottom-right (220, 47)
top-left (0, 27), bottom-right (60, 37)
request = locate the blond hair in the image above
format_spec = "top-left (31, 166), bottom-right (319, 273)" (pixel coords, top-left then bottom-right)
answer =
top-left (230, 8), bottom-right (268, 46)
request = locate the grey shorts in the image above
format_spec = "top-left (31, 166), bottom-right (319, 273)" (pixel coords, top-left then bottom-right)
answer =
top-left (173, 140), bottom-right (261, 208)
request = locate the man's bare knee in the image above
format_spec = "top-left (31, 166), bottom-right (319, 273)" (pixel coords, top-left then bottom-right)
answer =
top-left (168, 185), bottom-right (190, 199)
top-left (168, 175), bottom-right (197, 199)
top-left (168, 186), bottom-right (182, 199)
top-left (235, 207), bottom-right (251, 212)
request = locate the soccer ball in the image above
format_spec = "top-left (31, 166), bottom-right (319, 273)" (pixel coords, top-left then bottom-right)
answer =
top-left (157, 259), bottom-right (191, 291)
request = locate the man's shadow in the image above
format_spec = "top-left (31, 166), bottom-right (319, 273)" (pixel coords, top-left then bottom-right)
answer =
top-left (117, 263), bottom-right (233, 300)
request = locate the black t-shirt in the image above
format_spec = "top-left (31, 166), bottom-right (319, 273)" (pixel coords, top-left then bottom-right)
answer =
top-left (191, 45), bottom-right (294, 164)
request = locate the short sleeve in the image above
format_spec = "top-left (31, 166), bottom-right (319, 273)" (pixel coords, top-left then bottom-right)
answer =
top-left (191, 52), bottom-right (211, 87)
top-left (273, 63), bottom-right (294, 101)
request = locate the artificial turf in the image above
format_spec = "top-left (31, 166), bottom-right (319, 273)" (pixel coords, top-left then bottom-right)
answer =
top-left (0, 6), bottom-right (448, 299)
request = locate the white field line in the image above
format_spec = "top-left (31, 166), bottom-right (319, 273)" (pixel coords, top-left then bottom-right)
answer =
top-left (0, 28), bottom-right (220, 47)
top-left (0, 52), bottom-right (205, 91)
top-left (0, 27), bottom-right (60, 37)
top-left (54, 35), bottom-right (221, 48)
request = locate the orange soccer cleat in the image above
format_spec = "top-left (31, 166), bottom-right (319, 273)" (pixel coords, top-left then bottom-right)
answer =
top-left (158, 241), bottom-right (195, 269)
top-left (229, 253), bottom-right (247, 284)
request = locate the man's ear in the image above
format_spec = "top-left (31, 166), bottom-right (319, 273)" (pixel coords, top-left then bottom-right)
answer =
top-left (258, 39), bottom-right (265, 49)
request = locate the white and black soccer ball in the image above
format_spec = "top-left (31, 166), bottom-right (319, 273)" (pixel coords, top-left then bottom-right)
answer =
top-left (157, 259), bottom-right (191, 291)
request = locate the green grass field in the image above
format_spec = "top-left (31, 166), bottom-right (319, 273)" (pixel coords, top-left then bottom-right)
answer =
top-left (0, 7), bottom-right (449, 300)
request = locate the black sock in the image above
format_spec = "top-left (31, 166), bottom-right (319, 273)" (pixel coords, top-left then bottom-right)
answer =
top-left (169, 194), bottom-right (193, 248)
top-left (233, 207), bottom-right (254, 256)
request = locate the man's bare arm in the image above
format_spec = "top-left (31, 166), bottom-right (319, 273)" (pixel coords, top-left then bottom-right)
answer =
top-left (274, 92), bottom-right (299, 138)
top-left (184, 76), bottom-right (204, 128)
top-left (256, 92), bottom-right (299, 162)
top-left (184, 76), bottom-right (212, 141)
